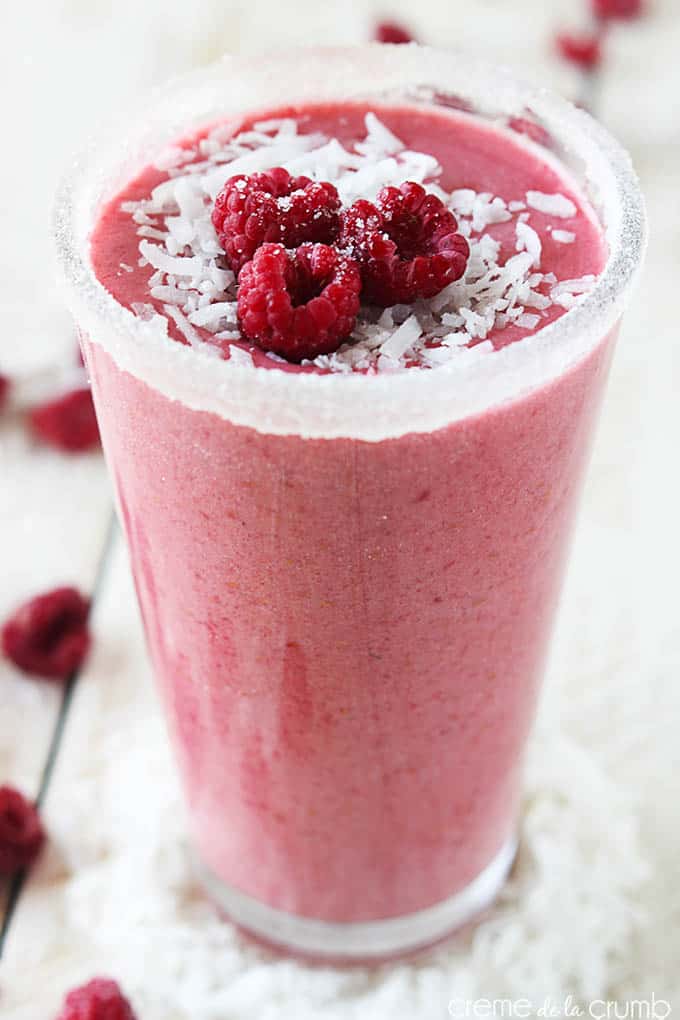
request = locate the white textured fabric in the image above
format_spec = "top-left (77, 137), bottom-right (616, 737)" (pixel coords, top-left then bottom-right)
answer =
top-left (1, 1), bottom-right (678, 1016)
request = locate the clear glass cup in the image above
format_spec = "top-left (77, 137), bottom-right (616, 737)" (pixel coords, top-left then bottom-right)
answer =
top-left (54, 45), bottom-right (646, 961)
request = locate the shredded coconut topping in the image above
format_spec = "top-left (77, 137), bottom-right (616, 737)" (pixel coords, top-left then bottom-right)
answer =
top-left (123, 114), bottom-right (596, 374)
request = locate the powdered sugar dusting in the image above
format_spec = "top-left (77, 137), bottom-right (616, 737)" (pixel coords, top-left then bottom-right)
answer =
top-left (121, 114), bottom-right (597, 374)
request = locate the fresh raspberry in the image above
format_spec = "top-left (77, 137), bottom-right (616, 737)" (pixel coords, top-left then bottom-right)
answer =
top-left (212, 168), bottom-right (341, 274)
top-left (55, 978), bottom-right (137, 1020)
top-left (29, 387), bottom-right (100, 453)
top-left (339, 182), bottom-right (469, 307)
top-left (0, 373), bottom-right (9, 411)
top-left (556, 31), bottom-right (603, 70)
top-left (592, 0), bottom-right (643, 18)
top-left (374, 20), bottom-right (414, 44)
top-left (0, 785), bottom-right (45, 876)
top-left (237, 243), bottom-right (362, 361)
top-left (1, 587), bottom-right (91, 680)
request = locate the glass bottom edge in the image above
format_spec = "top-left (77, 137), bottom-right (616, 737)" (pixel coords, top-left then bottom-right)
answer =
top-left (195, 834), bottom-right (518, 962)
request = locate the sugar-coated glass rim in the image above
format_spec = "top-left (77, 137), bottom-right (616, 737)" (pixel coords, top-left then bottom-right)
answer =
top-left (54, 44), bottom-right (646, 441)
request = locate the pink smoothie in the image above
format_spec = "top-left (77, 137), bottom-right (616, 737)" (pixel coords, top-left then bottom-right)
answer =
top-left (85, 102), bottom-right (609, 924)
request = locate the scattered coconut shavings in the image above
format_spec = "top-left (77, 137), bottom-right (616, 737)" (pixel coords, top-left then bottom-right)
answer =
top-left (203, 135), bottom-right (327, 200)
top-left (121, 113), bottom-right (593, 374)
top-left (526, 190), bottom-right (578, 218)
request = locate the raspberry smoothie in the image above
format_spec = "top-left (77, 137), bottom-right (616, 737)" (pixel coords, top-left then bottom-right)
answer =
top-left (55, 46), bottom-right (645, 958)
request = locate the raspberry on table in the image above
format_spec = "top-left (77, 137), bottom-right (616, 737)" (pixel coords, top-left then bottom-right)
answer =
top-left (592, 0), bottom-right (643, 18)
top-left (339, 181), bottom-right (469, 307)
top-left (0, 785), bottom-right (45, 876)
top-left (237, 242), bottom-right (362, 362)
top-left (374, 21), bottom-right (414, 44)
top-left (1, 586), bottom-right (91, 680)
top-left (29, 387), bottom-right (100, 453)
top-left (55, 978), bottom-right (137, 1020)
top-left (556, 31), bottom-right (603, 70)
top-left (212, 168), bottom-right (341, 274)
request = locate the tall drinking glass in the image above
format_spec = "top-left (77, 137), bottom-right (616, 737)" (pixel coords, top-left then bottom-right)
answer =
top-left (54, 46), bottom-right (646, 960)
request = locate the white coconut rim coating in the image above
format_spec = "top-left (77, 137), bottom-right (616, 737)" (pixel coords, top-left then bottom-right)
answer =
top-left (54, 44), bottom-right (647, 441)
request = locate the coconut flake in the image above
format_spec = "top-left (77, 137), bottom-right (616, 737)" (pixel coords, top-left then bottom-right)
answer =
top-left (137, 225), bottom-right (169, 242)
top-left (202, 135), bottom-right (325, 198)
top-left (139, 241), bottom-right (205, 277)
top-left (552, 275), bottom-right (597, 295)
top-left (516, 221), bottom-right (542, 268)
top-left (163, 304), bottom-right (205, 349)
top-left (227, 345), bottom-right (254, 367)
top-left (449, 189), bottom-right (477, 216)
top-left (153, 145), bottom-right (195, 171)
top-left (188, 302), bottom-right (239, 330)
top-left (551, 275), bottom-right (597, 309)
top-left (131, 302), bottom-right (158, 322)
top-left (526, 190), bottom-right (577, 218)
top-left (552, 229), bottom-right (576, 244)
top-left (377, 315), bottom-right (422, 360)
top-left (467, 194), bottom-right (512, 233)
top-left (355, 112), bottom-right (404, 156)
top-left (149, 285), bottom-right (187, 305)
top-left (516, 312), bottom-right (541, 329)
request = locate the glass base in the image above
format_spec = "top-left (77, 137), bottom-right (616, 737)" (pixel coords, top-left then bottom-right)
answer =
top-left (196, 835), bottom-right (517, 962)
